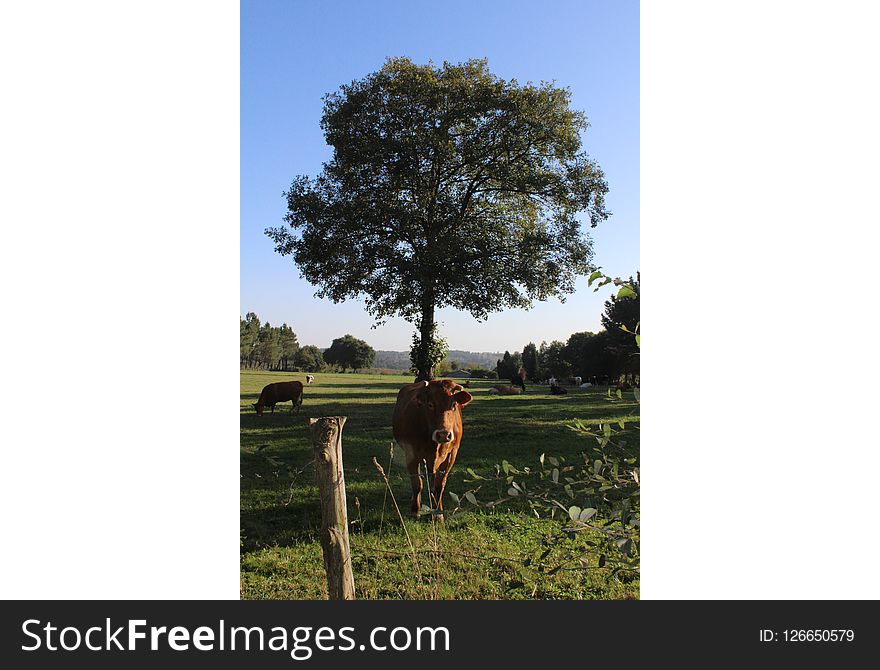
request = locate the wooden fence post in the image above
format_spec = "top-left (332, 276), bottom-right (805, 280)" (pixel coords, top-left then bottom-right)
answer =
top-left (309, 416), bottom-right (356, 600)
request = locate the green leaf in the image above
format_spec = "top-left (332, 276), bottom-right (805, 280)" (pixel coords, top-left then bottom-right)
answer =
top-left (568, 506), bottom-right (581, 521)
top-left (579, 507), bottom-right (597, 522)
top-left (507, 487), bottom-right (519, 497)
top-left (464, 491), bottom-right (477, 505)
top-left (603, 423), bottom-right (612, 438)
top-left (551, 468), bottom-right (559, 484)
top-left (587, 269), bottom-right (604, 287)
top-left (539, 452), bottom-right (545, 467)
top-left (616, 285), bottom-right (638, 300)
top-left (598, 554), bottom-right (606, 568)
top-left (448, 491), bottom-right (460, 505)
top-left (616, 389), bottom-right (623, 399)
top-left (635, 334), bottom-right (640, 348)
top-left (466, 468), bottom-right (483, 480)
top-left (593, 459), bottom-right (603, 474)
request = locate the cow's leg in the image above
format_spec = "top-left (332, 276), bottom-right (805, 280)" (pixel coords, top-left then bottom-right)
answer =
top-left (405, 453), bottom-right (422, 516)
top-left (431, 450), bottom-right (458, 516)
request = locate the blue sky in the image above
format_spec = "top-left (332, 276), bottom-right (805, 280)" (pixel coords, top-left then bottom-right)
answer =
top-left (241, 0), bottom-right (639, 353)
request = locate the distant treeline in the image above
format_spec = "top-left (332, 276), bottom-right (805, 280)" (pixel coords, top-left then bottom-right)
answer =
top-left (496, 278), bottom-right (640, 383)
top-left (374, 349), bottom-right (502, 372)
top-left (240, 313), bottom-right (374, 372)
top-left (241, 276), bottom-right (637, 381)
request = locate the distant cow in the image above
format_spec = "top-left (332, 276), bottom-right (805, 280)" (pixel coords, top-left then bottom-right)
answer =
top-left (549, 384), bottom-right (567, 395)
top-left (392, 380), bottom-right (473, 516)
top-left (305, 375), bottom-right (315, 384)
top-left (567, 376), bottom-right (582, 386)
top-left (253, 381), bottom-right (304, 416)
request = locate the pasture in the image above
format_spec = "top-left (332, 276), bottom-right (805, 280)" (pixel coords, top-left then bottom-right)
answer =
top-left (240, 371), bottom-right (640, 599)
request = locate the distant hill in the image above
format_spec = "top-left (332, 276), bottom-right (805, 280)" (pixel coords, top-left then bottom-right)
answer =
top-left (374, 349), bottom-right (504, 372)
top-left (447, 350), bottom-right (505, 370)
top-left (372, 350), bottom-right (411, 371)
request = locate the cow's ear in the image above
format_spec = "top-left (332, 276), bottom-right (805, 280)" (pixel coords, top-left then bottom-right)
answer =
top-left (453, 391), bottom-right (473, 407)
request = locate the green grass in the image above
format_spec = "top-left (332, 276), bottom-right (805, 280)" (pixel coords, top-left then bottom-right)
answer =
top-left (240, 370), bottom-right (640, 599)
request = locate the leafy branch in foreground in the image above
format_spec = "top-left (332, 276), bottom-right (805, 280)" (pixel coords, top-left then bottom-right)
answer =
top-left (456, 419), bottom-right (640, 586)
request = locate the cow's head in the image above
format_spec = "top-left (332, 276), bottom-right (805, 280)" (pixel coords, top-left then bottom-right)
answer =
top-left (413, 380), bottom-right (473, 444)
top-left (252, 403), bottom-right (263, 416)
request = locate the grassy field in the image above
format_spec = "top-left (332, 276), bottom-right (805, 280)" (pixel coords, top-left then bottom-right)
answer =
top-left (240, 370), bottom-right (640, 599)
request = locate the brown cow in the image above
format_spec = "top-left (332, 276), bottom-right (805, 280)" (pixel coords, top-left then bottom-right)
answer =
top-left (392, 380), bottom-right (473, 517)
top-left (253, 381), bottom-right (304, 416)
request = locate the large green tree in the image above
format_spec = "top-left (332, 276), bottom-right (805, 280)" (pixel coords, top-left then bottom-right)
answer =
top-left (240, 312), bottom-right (261, 367)
top-left (600, 274), bottom-right (640, 381)
top-left (563, 331), bottom-right (596, 375)
top-left (267, 58), bottom-right (609, 380)
top-left (277, 324), bottom-right (299, 370)
top-left (255, 321), bottom-right (282, 369)
top-left (539, 340), bottom-right (571, 379)
top-left (294, 344), bottom-right (325, 372)
top-left (323, 334), bottom-right (376, 373)
top-left (521, 342), bottom-right (539, 381)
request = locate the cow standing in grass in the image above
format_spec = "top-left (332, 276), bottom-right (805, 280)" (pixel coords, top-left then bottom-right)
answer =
top-left (392, 380), bottom-right (473, 517)
top-left (253, 381), bottom-right (304, 416)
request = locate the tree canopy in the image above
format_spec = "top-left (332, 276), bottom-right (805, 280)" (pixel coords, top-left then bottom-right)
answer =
top-left (240, 312), bottom-right (299, 370)
top-left (521, 342), bottom-right (539, 380)
top-left (323, 334), bottom-right (376, 373)
top-left (600, 274), bottom-right (640, 378)
top-left (294, 344), bottom-right (325, 372)
top-left (267, 57), bottom-right (609, 379)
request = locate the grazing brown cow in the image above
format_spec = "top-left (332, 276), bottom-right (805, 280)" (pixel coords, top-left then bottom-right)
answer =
top-left (392, 380), bottom-right (473, 517)
top-left (253, 381), bottom-right (304, 416)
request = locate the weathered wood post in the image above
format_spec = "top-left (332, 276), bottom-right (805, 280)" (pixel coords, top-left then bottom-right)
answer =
top-left (309, 416), bottom-right (356, 600)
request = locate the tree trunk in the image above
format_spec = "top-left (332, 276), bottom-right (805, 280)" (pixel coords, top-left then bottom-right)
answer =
top-left (309, 416), bottom-right (355, 600)
top-left (415, 299), bottom-right (435, 382)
